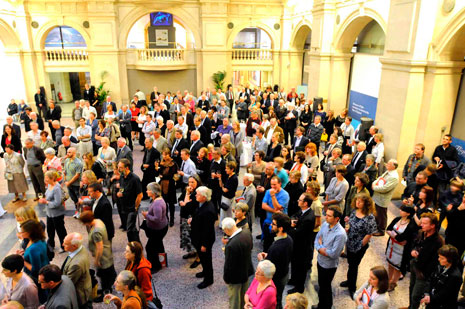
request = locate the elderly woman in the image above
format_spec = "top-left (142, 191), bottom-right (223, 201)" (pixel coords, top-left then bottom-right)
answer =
top-left (362, 154), bottom-right (378, 194)
top-left (230, 120), bottom-right (245, 164)
top-left (341, 194), bottom-right (377, 298)
top-left (39, 170), bottom-right (67, 253)
top-left (344, 173), bottom-right (370, 218)
top-left (42, 147), bottom-right (62, 180)
top-left (247, 150), bottom-right (266, 186)
top-left (104, 270), bottom-right (145, 309)
top-left (97, 136), bottom-right (116, 177)
top-left (154, 148), bottom-right (178, 226)
top-left (107, 117), bottom-right (121, 150)
top-left (124, 241), bottom-right (155, 306)
top-left (323, 164), bottom-right (349, 212)
top-left (142, 182), bottom-right (168, 273)
top-left (235, 202), bottom-right (250, 231)
top-left (290, 151), bottom-right (309, 186)
top-left (354, 266), bottom-right (390, 309)
top-left (284, 293), bottom-right (308, 309)
top-left (372, 133), bottom-right (385, 173)
top-left (1, 254), bottom-right (39, 309)
top-left (3, 144), bottom-right (28, 202)
top-left (245, 260), bottom-right (277, 309)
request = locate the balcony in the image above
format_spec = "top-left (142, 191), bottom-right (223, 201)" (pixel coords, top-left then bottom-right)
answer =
top-left (126, 48), bottom-right (196, 71)
top-left (43, 49), bottom-right (89, 72)
top-left (231, 49), bottom-right (274, 70)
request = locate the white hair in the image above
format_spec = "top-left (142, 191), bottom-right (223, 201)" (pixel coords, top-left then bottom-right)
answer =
top-left (221, 218), bottom-right (236, 231)
top-left (156, 116), bottom-right (164, 122)
top-left (244, 173), bottom-right (254, 182)
top-left (196, 186), bottom-right (212, 201)
top-left (167, 120), bottom-right (174, 125)
top-left (44, 148), bottom-right (56, 155)
top-left (258, 260), bottom-right (276, 279)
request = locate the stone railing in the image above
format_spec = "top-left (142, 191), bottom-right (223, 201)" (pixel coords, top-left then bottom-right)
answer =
top-left (231, 49), bottom-right (273, 61)
top-left (44, 49), bottom-right (89, 62)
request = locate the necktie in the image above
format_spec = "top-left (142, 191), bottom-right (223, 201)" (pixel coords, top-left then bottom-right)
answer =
top-left (172, 140), bottom-right (179, 156)
top-left (352, 152), bottom-right (359, 165)
top-left (117, 148), bottom-right (121, 158)
top-left (190, 141), bottom-right (196, 151)
top-left (61, 255), bottom-right (70, 271)
top-left (181, 161), bottom-right (185, 171)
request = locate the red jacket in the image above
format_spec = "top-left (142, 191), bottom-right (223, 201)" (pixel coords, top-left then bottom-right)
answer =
top-left (126, 257), bottom-right (153, 301)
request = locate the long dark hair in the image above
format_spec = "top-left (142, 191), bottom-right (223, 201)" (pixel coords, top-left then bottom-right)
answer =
top-left (125, 241), bottom-right (144, 269)
top-left (371, 266), bottom-right (389, 294)
top-left (3, 124), bottom-right (16, 137)
top-left (20, 220), bottom-right (45, 242)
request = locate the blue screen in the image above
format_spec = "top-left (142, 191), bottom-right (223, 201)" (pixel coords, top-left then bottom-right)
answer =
top-left (150, 12), bottom-right (173, 26)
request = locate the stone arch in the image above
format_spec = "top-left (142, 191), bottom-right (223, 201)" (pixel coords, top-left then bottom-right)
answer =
top-left (119, 7), bottom-right (201, 50)
top-left (434, 6), bottom-right (465, 61)
top-left (289, 20), bottom-right (312, 50)
top-left (0, 18), bottom-right (21, 50)
top-left (226, 22), bottom-right (277, 49)
top-left (36, 21), bottom-right (90, 49)
top-left (333, 8), bottom-right (387, 53)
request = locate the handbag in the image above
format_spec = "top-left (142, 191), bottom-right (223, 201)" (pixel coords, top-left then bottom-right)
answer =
top-left (4, 172), bottom-right (13, 181)
top-left (220, 196), bottom-right (232, 211)
top-left (151, 278), bottom-right (163, 308)
top-left (321, 132), bottom-right (328, 142)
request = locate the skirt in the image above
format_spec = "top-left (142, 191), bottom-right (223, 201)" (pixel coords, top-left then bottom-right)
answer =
top-left (8, 173), bottom-right (28, 193)
top-left (180, 218), bottom-right (195, 253)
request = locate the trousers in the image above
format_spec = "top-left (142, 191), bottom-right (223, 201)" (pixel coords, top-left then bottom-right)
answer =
top-left (317, 263), bottom-right (337, 309)
top-left (346, 245), bottom-right (369, 293)
top-left (227, 280), bottom-right (250, 309)
top-left (46, 215), bottom-right (67, 249)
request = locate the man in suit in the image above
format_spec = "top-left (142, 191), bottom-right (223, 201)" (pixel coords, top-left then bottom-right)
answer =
top-left (288, 193), bottom-right (316, 294)
top-left (164, 120), bottom-right (176, 148)
top-left (83, 84), bottom-right (94, 102)
top-left (25, 111), bottom-right (45, 132)
top-left (351, 141), bottom-right (367, 173)
top-left (46, 100), bottom-right (62, 132)
top-left (153, 129), bottom-right (168, 153)
top-left (292, 126), bottom-right (309, 153)
top-left (118, 104), bottom-right (133, 150)
top-left (197, 94), bottom-right (210, 111)
top-left (102, 96), bottom-right (117, 115)
top-left (171, 129), bottom-right (189, 166)
top-left (194, 116), bottom-right (209, 146)
top-left (225, 86), bottom-right (235, 112)
top-left (238, 173), bottom-right (257, 230)
top-left (88, 182), bottom-right (115, 239)
top-left (150, 86), bottom-right (160, 104)
top-left (116, 137), bottom-right (133, 172)
top-left (372, 159), bottom-right (399, 236)
top-left (38, 265), bottom-right (78, 309)
top-left (141, 138), bottom-right (160, 200)
top-left (322, 133), bottom-right (340, 168)
top-left (62, 233), bottom-right (92, 309)
top-left (4, 116), bottom-right (21, 138)
top-left (179, 105), bottom-right (195, 131)
top-left (222, 218), bottom-right (254, 309)
top-left (24, 138), bottom-right (46, 200)
top-left (34, 88), bottom-right (47, 119)
top-left (200, 110), bottom-right (212, 138)
top-left (189, 130), bottom-right (204, 160)
top-left (265, 117), bottom-right (284, 144)
top-left (283, 104), bottom-right (298, 146)
top-left (342, 154), bottom-right (356, 186)
top-left (190, 186), bottom-right (217, 289)
top-left (365, 125), bottom-right (378, 153)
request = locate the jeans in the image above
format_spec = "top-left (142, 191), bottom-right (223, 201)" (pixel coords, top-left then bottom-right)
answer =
top-left (46, 215), bottom-right (67, 249)
top-left (346, 244), bottom-right (369, 293)
top-left (409, 260), bottom-right (428, 309)
top-left (317, 263), bottom-right (337, 309)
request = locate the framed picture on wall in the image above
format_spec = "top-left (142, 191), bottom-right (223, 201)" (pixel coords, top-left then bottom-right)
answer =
top-left (155, 29), bottom-right (169, 46)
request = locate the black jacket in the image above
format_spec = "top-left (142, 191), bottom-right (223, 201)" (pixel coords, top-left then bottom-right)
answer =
top-left (23, 146), bottom-right (46, 164)
top-left (25, 117), bottom-right (44, 132)
top-left (351, 150), bottom-right (367, 173)
top-left (142, 147), bottom-right (160, 175)
top-left (93, 194), bottom-right (115, 240)
top-left (292, 136), bottom-right (309, 153)
top-left (191, 201), bottom-right (217, 249)
top-left (1, 134), bottom-right (22, 153)
top-left (401, 182), bottom-right (426, 204)
top-left (425, 265), bottom-right (462, 309)
top-left (3, 123), bottom-right (21, 139)
top-left (116, 146), bottom-right (133, 171)
top-left (189, 140), bottom-right (204, 160)
top-left (223, 229), bottom-right (254, 284)
top-left (412, 231), bottom-right (444, 279)
top-left (266, 236), bottom-right (293, 280)
top-left (172, 138), bottom-right (189, 166)
top-left (46, 106), bottom-right (62, 121)
top-left (289, 208), bottom-right (316, 263)
top-left (284, 181), bottom-right (305, 217)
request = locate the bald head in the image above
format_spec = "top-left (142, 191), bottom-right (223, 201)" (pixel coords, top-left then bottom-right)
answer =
top-left (63, 233), bottom-right (83, 252)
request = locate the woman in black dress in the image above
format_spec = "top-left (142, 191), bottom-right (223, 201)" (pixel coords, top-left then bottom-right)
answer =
top-left (265, 132), bottom-right (282, 162)
top-left (280, 146), bottom-right (294, 171)
top-left (324, 110), bottom-right (336, 137)
top-left (299, 104), bottom-right (312, 132)
top-left (155, 148), bottom-right (178, 227)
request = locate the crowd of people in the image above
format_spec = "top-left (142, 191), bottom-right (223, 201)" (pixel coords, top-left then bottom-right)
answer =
top-left (1, 84), bottom-right (464, 309)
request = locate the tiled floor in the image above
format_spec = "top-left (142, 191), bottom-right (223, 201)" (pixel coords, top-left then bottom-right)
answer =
top-left (0, 111), bottom-right (413, 308)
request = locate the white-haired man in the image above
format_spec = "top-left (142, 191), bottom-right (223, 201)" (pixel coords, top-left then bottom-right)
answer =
top-left (237, 173), bottom-right (257, 229)
top-left (189, 186), bottom-right (217, 289)
top-left (62, 233), bottom-right (92, 308)
top-left (189, 130), bottom-right (204, 159)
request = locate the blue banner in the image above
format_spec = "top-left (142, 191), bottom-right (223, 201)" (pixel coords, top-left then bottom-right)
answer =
top-left (452, 137), bottom-right (465, 163)
top-left (348, 90), bottom-right (378, 125)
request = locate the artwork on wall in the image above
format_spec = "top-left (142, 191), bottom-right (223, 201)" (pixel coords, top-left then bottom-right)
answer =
top-left (150, 12), bottom-right (173, 26)
top-left (155, 29), bottom-right (169, 46)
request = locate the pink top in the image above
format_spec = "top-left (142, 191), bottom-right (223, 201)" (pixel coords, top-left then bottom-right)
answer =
top-left (245, 278), bottom-right (277, 309)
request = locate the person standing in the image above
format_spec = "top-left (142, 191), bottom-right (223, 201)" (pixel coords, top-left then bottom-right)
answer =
top-left (222, 218), bottom-right (254, 309)
top-left (23, 138), bottom-right (46, 201)
top-left (38, 264), bottom-right (78, 309)
top-left (219, 161), bottom-right (239, 228)
top-left (76, 118), bottom-right (93, 159)
top-left (3, 145), bottom-right (28, 202)
top-left (257, 213), bottom-right (293, 309)
top-left (141, 138), bottom-right (160, 200)
top-left (63, 147), bottom-right (83, 218)
top-left (88, 182), bottom-right (115, 241)
top-left (189, 186), bottom-right (217, 289)
top-left (61, 233), bottom-right (92, 309)
top-left (118, 104), bottom-right (133, 150)
top-left (432, 134), bottom-right (460, 195)
top-left (402, 143), bottom-right (431, 185)
top-left (34, 88), bottom-right (47, 119)
top-left (115, 137), bottom-right (133, 172)
top-left (372, 159), bottom-right (400, 236)
top-left (79, 211), bottom-right (117, 300)
top-left (312, 206), bottom-right (347, 309)
top-left (288, 193), bottom-right (316, 294)
top-left (117, 158), bottom-right (143, 243)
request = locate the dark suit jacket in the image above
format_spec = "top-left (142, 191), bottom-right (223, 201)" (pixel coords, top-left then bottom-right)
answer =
top-left (34, 93), bottom-right (46, 107)
top-left (93, 194), bottom-right (115, 239)
top-left (172, 138), bottom-right (189, 165)
top-left (292, 136), bottom-right (309, 153)
top-left (351, 150), bottom-right (367, 173)
top-left (345, 164), bottom-right (356, 186)
top-left (178, 112), bottom-right (194, 131)
top-left (142, 147), bottom-right (160, 176)
top-left (189, 140), bottom-right (204, 160)
top-left (3, 123), bottom-right (21, 139)
top-left (362, 164), bottom-right (378, 189)
top-left (150, 91), bottom-right (160, 103)
top-left (46, 106), bottom-right (62, 121)
top-left (23, 146), bottom-right (46, 163)
top-left (197, 99), bottom-right (210, 111)
top-left (191, 201), bottom-right (217, 249)
top-left (223, 229), bottom-right (254, 284)
top-left (365, 135), bottom-right (376, 153)
top-left (25, 117), bottom-right (44, 132)
top-left (1, 134), bottom-right (22, 153)
top-left (284, 110), bottom-right (298, 130)
top-left (289, 208), bottom-right (315, 263)
top-left (116, 146), bottom-right (133, 171)
top-left (195, 125), bottom-right (209, 146)
top-left (83, 87), bottom-right (95, 102)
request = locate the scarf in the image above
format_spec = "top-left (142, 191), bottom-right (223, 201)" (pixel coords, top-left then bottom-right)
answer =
top-left (407, 154), bottom-right (423, 174)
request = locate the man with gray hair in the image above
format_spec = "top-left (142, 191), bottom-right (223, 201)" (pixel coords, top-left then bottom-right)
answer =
top-left (189, 130), bottom-right (204, 159)
top-left (52, 120), bottom-right (65, 147)
top-left (164, 120), bottom-right (176, 148)
top-left (372, 159), bottom-right (399, 236)
top-left (222, 217), bottom-right (254, 309)
top-left (189, 186), bottom-right (216, 289)
top-left (62, 233), bottom-right (92, 309)
top-left (350, 141), bottom-right (367, 173)
top-left (23, 138), bottom-right (46, 200)
top-left (116, 137), bottom-right (133, 171)
top-left (237, 173), bottom-right (257, 230)
top-left (27, 122), bottom-right (41, 147)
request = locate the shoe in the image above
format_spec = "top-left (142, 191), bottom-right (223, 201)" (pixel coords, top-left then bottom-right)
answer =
top-left (287, 287), bottom-right (302, 294)
top-left (255, 234), bottom-right (262, 240)
top-left (190, 260), bottom-right (201, 269)
top-left (34, 197), bottom-right (40, 201)
top-left (311, 305), bottom-right (319, 309)
top-left (372, 232), bottom-right (385, 237)
top-left (22, 196), bottom-right (28, 202)
top-left (195, 272), bottom-right (204, 278)
top-left (12, 197), bottom-right (20, 203)
top-left (339, 280), bottom-right (349, 288)
top-left (58, 248), bottom-right (66, 254)
top-left (73, 211), bottom-right (79, 219)
top-left (349, 290), bottom-right (355, 300)
top-left (183, 252), bottom-right (196, 259)
top-left (340, 252), bottom-right (347, 258)
top-left (197, 281), bottom-right (213, 289)
top-left (169, 219), bottom-right (174, 227)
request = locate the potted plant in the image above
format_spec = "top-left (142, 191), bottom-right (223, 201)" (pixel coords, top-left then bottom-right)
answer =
top-left (212, 70), bottom-right (226, 91)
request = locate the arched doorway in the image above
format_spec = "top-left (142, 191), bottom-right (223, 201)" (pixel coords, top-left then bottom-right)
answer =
top-left (337, 18), bottom-right (385, 128)
top-left (291, 24), bottom-right (312, 91)
top-left (232, 27), bottom-right (273, 89)
top-left (43, 25), bottom-right (90, 103)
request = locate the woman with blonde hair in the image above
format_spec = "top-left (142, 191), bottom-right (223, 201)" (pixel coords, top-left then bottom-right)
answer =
top-left (372, 133), bottom-right (385, 173)
top-left (284, 293), bottom-right (308, 309)
top-left (97, 137), bottom-right (116, 182)
top-left (82, 152), bottom-right (106, 183)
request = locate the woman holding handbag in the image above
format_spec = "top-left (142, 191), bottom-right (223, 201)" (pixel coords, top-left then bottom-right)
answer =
top-left (142, 182), bottom-right (168, 273)
top-left (3, 144), bottom-right (28, 202)
top-left (154, 148), bottom-right (178, 227)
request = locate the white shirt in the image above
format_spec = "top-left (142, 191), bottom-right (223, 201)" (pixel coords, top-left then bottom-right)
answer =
top-left (76, 125), bottom-right (92, 141)
top-left (82, 106), bottom-right (97, 120)
top-left (266, 125), bottom-right (276, 143)
top-left (92, 193), bottom-right (103, 212)
top-left (27, 130), bottom-right (42, 147)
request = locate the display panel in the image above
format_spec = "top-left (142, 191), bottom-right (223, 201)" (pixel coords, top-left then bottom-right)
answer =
top-left (150, 12), bottom-right (173, 26)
